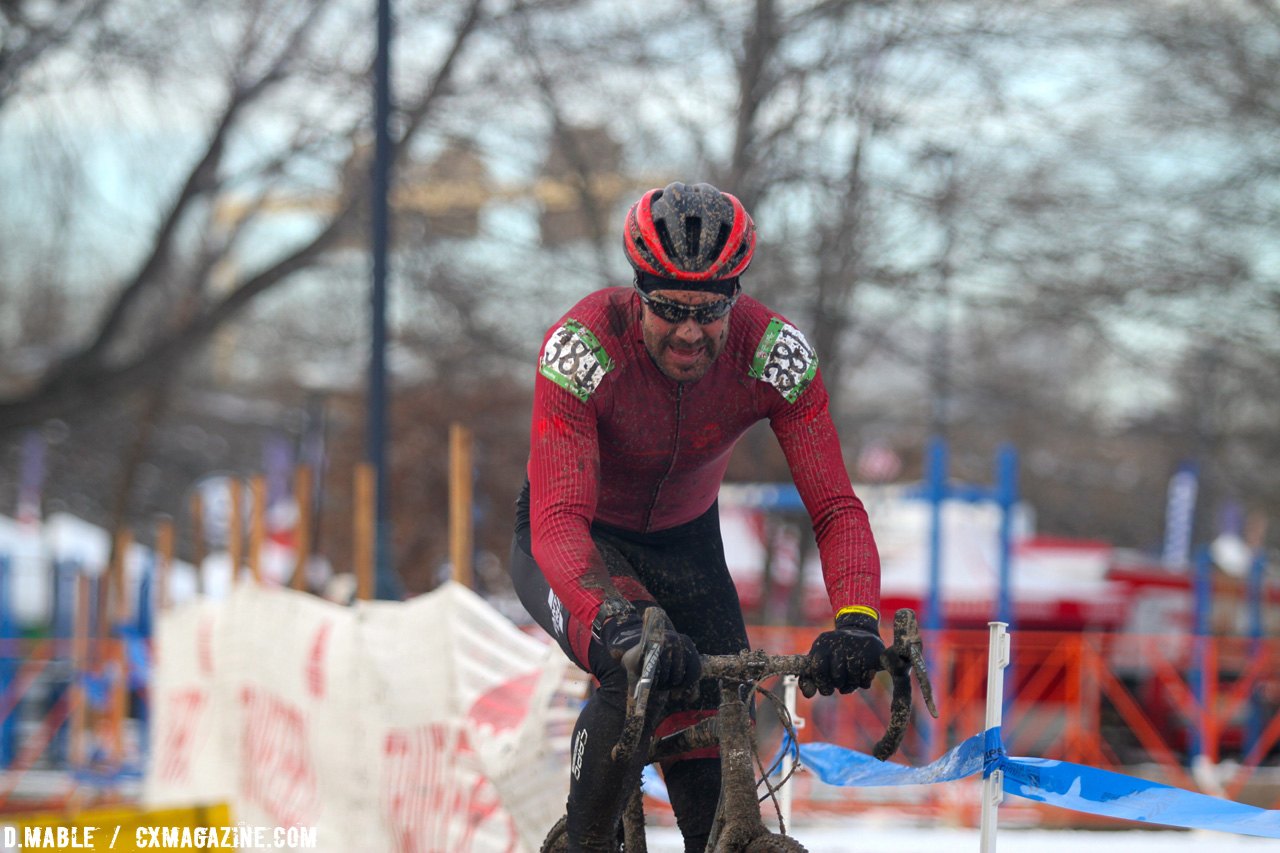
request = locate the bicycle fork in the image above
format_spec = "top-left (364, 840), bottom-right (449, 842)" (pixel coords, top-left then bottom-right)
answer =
top-left (705, 682), bottom-right (765, 852)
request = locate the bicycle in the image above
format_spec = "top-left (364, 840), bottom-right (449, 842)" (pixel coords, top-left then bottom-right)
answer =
top-left (540, 607), bottom-right (938, 852)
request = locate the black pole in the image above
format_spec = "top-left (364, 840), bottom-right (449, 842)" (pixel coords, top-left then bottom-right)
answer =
top-left (371, 0), bottom-right (402, 599)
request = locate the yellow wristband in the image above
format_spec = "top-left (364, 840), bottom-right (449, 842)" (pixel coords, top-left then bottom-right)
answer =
top-left (835, 604), bottom-right (879, 623)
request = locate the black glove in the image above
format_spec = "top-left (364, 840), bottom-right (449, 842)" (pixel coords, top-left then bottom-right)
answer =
top-left (596, 606), bottom-right (702, 692)
top-left (803, 610), bottom-right (885, 698)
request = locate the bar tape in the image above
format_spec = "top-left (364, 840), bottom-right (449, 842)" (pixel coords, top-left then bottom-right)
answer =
top-left (782, 727), bottom-right (1280, 839)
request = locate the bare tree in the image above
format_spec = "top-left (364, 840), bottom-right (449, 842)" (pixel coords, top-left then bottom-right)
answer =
top-left (0, 0), bottom-right (488, 436)
top-left (971, 0), bottom-right (1280, 543)
top-left (0, 0), bottom-right (117, 109)
top-left (0, 0), bottom-right (514, 573)
top-left (7, 0), bottom-right (1279, 580)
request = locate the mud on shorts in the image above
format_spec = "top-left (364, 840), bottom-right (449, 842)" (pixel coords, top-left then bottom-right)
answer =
top-left (508, 480), bottom-right (751, 757)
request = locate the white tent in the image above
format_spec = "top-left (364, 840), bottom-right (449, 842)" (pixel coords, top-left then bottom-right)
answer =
top-left (0, 512), bottom-right (205, 628)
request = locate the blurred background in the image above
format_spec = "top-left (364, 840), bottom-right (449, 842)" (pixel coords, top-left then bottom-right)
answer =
top-left (2, 0), bottom-right (1275, 598)
top-left (1, 0), bottom-right (1279, 832)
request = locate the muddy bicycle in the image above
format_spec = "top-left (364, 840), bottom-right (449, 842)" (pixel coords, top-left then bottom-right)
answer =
top-left (540, 607), bottom-right (938, 852)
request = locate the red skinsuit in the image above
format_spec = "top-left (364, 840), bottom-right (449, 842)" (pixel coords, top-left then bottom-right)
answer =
top-left (528, 286), bottom-right (881, 629)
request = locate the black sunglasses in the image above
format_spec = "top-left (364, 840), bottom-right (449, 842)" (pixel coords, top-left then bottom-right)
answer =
top-left (636, 289), bottom-right (737, 325)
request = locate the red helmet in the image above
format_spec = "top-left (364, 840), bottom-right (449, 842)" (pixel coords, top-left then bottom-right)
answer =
top-left (623, 182), bottom-right (756, 281)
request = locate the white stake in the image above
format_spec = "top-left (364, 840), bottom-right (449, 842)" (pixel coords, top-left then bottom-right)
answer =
top-left (980, 621), bottom-right (1010, 853)
top-left (780, 674), bottom-right (804, 831)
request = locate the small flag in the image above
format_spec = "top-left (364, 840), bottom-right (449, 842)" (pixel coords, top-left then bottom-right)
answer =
top-left (1161, 462), bottom-right (1199, 569)
top-left (17, 430), bottom-right (45, 526)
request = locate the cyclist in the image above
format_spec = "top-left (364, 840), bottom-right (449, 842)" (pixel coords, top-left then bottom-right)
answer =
top-left (510, 182), bottom-right (884, 853)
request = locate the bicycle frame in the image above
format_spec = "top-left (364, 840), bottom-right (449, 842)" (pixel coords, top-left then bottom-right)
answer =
top-left (613, 644), bottom-right (806, 853)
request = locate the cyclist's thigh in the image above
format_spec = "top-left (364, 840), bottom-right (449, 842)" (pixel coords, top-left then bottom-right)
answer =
top-left (509, 530), bottom-right (653, 674)
top-left (509, 534), bottom-right (590, 669)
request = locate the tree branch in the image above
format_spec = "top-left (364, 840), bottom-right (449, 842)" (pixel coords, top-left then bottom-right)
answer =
top-left (39, 0), bottom-right (331, 394)
top-left (0, 0), bottom-right (487, 437)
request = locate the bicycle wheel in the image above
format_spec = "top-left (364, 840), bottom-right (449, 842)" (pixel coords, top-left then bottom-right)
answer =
top-left (742, 831), bottom-right (808, 853)
top-left (539, 816), bottom-right (569, 853)
top-left (538, 815), bottom-right (628, 852)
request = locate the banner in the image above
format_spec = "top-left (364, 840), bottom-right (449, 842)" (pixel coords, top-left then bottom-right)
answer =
top-left (146, 583), bottom-right (573, 852)
top-left (146, 599), bottom-right (230, 799)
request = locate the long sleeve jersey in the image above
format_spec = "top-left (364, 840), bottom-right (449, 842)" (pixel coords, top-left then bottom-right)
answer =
top-left (527, 286), bottom-right (880, 630)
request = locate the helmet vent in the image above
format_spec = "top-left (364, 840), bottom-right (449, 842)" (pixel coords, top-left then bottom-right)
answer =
top-left (654, 220), bottom-right (678, 264)
top-left (711, 222), bottom-right (731, 262)
top-left (685, 217), bottom-right (702, 259)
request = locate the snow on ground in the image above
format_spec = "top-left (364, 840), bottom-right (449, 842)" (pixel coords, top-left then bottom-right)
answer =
top-left (643, 823), bottom-right (1279, 851)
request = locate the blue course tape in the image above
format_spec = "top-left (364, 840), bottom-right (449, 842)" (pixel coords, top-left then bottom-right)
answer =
top-left (785, 727), bottom-right (1280, 839)
top-left (784, 731), bottom-right (984, 787)
top-left (1001, 755), bottom-right (1280, 839)
top-left (641, 764), bottom-right (669, 803)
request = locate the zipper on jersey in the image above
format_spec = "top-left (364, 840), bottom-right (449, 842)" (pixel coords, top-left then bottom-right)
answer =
top-left (642, 383), bottom-right (683, 532)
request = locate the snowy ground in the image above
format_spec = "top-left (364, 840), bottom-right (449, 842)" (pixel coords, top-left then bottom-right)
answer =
top-left (643, 822), bottom-right (1279, 851)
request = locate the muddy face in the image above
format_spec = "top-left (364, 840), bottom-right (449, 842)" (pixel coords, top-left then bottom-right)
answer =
top-left (640, 290), bottom-right (732, 383)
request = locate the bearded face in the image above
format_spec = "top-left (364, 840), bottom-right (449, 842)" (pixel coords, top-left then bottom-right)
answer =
top-left (639, 289), bottom-right (733, 383)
